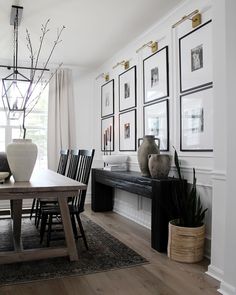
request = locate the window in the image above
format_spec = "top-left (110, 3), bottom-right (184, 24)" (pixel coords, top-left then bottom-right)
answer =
top-left (0, 85), bottom-right (48, 167)
top-left (0, 83), bottom-right (49, 210)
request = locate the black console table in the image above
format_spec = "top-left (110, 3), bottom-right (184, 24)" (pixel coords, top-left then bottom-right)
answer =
top-left (91, 168), bottom-right (180, 252)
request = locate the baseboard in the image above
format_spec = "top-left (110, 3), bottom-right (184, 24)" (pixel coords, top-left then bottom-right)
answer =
top-left (218, 281), bottom-right (236, 295)
top-left (206, 264), bottom-right (224, 282)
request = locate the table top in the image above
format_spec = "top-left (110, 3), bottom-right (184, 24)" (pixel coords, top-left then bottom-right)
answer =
top-left (0, 169), bottom-right (86, 194)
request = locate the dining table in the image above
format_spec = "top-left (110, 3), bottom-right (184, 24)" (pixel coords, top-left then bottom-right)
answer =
top-left (0, 169), bottom-right (87, 264)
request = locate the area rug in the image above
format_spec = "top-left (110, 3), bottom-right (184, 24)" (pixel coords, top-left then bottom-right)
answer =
top-left (0, 215), bottom-right (148, 285)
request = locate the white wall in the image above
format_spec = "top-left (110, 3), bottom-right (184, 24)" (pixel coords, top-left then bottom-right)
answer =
top-left (211, 1), bottom-right (236, 294)
top-left (90, 0), bottom-right (213, 255)
top-left (74, 0), bottom-right (236, 292)
top-left (206, 0), bottom-right (227, 285)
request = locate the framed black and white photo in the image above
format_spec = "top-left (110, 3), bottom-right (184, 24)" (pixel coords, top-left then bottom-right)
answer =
top-left (119, 66), bottom-right (136, 112)
top-left (144, 99), bottom-right (169, 151)
top-left (179, 20), bottom-right (212, 93)
top-left (180, 86), bottom-right (213, 151)
top-left (101, 79), bottom-right (114, 117)
top-left (143, 46), bottom-right (169, 104)
top-left (119, 109), bottom-right (136, 151)
top-left (101, 116), bottom-right (114, 152)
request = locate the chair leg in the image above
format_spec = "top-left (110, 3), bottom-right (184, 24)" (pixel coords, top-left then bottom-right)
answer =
top-left (34, 199), bottom-right (39, 225)
top-left (75, 213), bottom-right (88, 250)
top-left (36, 205), bottom-right (42, 228)
top-left (47, 214), bottom-right (53, 247)
top-left (40, 212), bottom-right (47, 244)
top-left (30, 198), bottom-right (36, 220)
top-left (71, 214), bottom-right (78, 238)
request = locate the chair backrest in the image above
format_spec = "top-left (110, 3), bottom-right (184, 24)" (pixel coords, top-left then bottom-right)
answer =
top-left (73, 149), bottom-right (95, 212)
top-left (57, 149), bottom-right (69, 175)
top-left (66, 149), bottom-right (80, 179)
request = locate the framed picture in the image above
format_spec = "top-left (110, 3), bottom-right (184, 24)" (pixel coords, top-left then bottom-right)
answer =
top-left (143, 46), bottom-right (169, 104)
top-left (101, 116), bottom-right (114, 152)
top-left (143, 99), bottom-right (169, 151)
top-left (180, 86), bottom-right (213, 151)
top-left (101, 79), bottom-right (114, 117)
top-left (119, 109), bottom-right (136, 151)
top-left (179, 20), bottom-right (212, 93)
top-left (119, 66), bottom-right (136, 112)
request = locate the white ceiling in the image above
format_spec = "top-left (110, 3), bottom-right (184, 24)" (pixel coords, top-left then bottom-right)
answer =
top-left (0, 0), bottom-right (182, 69)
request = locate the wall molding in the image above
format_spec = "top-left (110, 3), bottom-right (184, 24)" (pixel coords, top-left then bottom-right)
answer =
top-left (212, 170), bottom-right (227, 181)
top-left (128, 160), bottom-right (212, 173)
top-left (128, 161), bottom-right (214, 188)
top-left (95, 159), bottom-right (214, 188)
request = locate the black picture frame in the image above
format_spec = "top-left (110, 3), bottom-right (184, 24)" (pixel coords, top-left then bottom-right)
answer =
top-left (101, 116), bottom-right (114, 152)
top-left (179, 20), bottom-right (213, 93)
top-left (119, 66), bottom-right (137, 112)
top-left (101, 79), bottom-right (114, 118)
top-left (119, 109), bottom-right (136, 151)
top-left (180, 86), bottom-right (213, 152)
top-left (143, 99), bottom-right (169, 151)
top-left (143, 46), bottom-right (169, 104)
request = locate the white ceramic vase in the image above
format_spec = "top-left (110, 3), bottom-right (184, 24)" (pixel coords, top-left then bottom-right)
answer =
top-left (6, 139), bottom-right (38, 182)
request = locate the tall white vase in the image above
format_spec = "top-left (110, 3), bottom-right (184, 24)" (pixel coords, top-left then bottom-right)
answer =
top-left (6, 139), bottom-right (38, 182)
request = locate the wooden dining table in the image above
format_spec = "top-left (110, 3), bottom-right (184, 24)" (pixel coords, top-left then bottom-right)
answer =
top-left (0, 169), bottom-right (87, 264)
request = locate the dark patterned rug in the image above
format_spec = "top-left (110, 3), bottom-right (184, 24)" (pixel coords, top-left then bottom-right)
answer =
top-left (0, 215), bottom-right (147, 286)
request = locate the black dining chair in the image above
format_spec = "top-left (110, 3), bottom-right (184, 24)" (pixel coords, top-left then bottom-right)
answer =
top-left (40, 149), bottom-right (95, 248)
top-left (34, 149), bottom-right (80, 228)
top-left (30, 149), bottom-right (69, 221)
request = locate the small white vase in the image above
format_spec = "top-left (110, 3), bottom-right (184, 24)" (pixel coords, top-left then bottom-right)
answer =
top-left (6, 139), bottom-right (38, 182)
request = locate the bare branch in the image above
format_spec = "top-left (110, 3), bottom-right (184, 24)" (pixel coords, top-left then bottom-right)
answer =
top-left (25, 63), bottom-right (63, 117)
top-left (24, 25), bottom-right (65, 105)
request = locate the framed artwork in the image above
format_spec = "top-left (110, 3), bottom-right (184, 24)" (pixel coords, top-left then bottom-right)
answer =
top-left (143, 46), bottom-right (169, 104)
top-left (180, 86), bottom-right (213, 151)
top-left (143, 99), bottom-right (169, 151)
top-left (101, 79), bottom-right (114, 117)
top-left (179, 20), bottom-right (212, 93)
top-left (119, 109), bottom-right (136, 151)
top-left (101, 116), bottom-right (114, 152)
top-left (119, 66), bottom-right (136, 112)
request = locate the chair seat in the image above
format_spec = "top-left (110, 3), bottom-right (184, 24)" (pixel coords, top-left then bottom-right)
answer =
top-left (39, 197), bottom-right (58, 203)
top-left (42, 204), bottom-right (84, 215)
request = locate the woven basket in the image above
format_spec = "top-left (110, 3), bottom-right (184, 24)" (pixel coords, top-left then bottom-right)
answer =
top-left (167, 220), bottom-right (205, 263)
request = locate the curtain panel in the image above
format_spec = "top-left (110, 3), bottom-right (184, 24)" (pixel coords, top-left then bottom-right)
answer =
top-left (47, 68), bottom-right (76, 170)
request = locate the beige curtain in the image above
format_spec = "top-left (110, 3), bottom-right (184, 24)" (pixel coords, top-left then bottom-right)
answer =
top-left (47, 68), bottom-right (76, 170)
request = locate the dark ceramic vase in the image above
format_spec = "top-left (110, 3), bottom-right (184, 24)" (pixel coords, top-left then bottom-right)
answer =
top-left (0, 152), bottom-right (11, 180)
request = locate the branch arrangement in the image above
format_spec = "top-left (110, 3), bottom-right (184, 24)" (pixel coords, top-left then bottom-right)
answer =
top-left (21, 20), bottom-right (65, 139)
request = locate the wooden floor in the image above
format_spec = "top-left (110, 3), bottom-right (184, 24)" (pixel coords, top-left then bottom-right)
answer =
top-left (0, 205), bottom-right (220, 295)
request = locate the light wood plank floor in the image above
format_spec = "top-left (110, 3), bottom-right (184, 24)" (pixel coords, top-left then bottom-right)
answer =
top-left (0, 205), bottom-right (220, 295)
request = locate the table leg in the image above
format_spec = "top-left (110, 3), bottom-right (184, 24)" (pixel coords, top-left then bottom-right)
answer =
top-left (11, 199), bottom-right (23, 251)
top-left (58, 197), bottom-right (78, 261)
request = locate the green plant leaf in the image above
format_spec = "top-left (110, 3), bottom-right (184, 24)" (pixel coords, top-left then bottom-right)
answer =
top-left (172, 149), bottom-right (208, 227)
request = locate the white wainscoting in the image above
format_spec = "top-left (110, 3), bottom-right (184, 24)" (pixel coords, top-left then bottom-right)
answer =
top-left (113, 190), bottom-right (151, 229)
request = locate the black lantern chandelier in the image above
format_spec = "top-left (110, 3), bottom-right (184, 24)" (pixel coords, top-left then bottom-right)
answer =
top-left (1, 5), bottom-right (64, 126)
